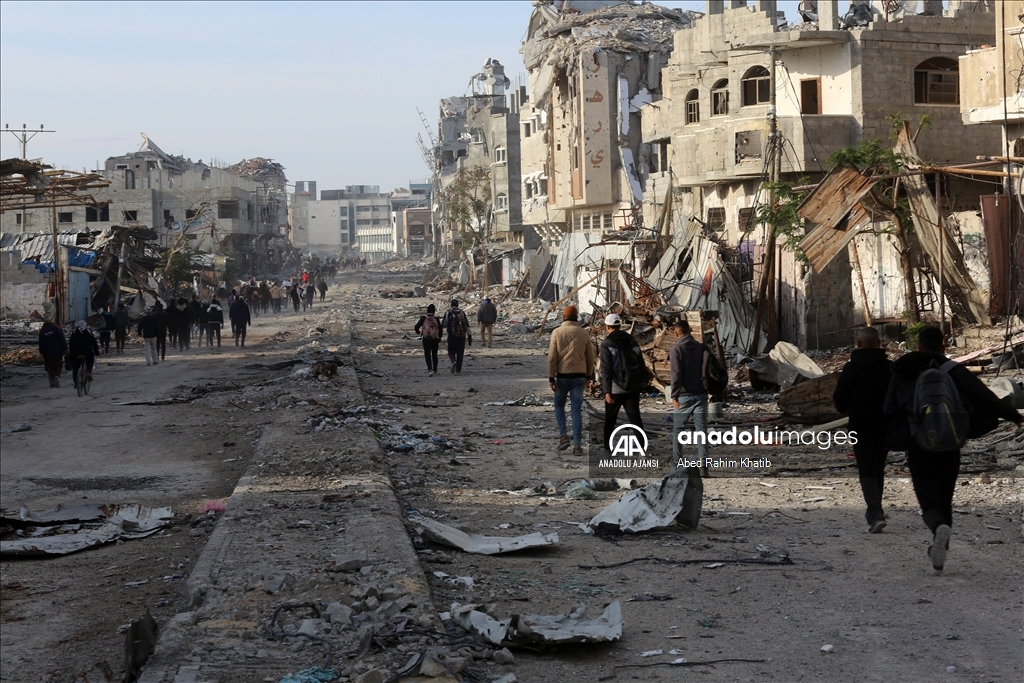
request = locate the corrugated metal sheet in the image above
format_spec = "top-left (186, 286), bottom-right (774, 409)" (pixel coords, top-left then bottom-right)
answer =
top-left (796, 167), bottom-right (876, 228)
top-left (0, 231), bottom-right (84, 271)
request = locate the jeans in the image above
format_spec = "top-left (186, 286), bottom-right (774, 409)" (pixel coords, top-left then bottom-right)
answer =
top-left (422, 338), bottom-right (439, 372)
top-left (673, 394), bottom-right (709, 462)
top-left (604, 391), bottom-right (643, 451)
top-left (143, 337), bottom-right (158, 364)
top-left (479, 323), bottom-right (493, 347)
top-left (447, 336), bottom-right (466, 372)
top-left (554, 377), bottom-right (587, 447)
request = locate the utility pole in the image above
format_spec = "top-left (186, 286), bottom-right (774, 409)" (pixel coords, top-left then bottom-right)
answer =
top-left (749, 45), bottom-right (780, 354)
top-left (4, 123), bottom-right (54, 159)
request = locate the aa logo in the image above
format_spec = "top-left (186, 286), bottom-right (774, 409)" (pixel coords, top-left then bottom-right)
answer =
top-left (609, 424), bottom-right (648, 458)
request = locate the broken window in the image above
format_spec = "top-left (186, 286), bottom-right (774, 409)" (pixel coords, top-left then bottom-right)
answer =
top-left (582, 214), bottom-right (592, 230)
top-left (603, 213), bottom-right (613, 230)
top-left (738, 207), bottom-right (756, 232)
top-left (218, 200), bottom-right (240, 219)
top-left (163, 209), bottom-right (173, 225)
top-left (801, 78), bottom-right (822, 115)
top-left (115, 164), bottom-right (128, 170)
top-left (494, 147), bottom-right (507, 164)
top-left (186, 209), bottom-right (199, 220)
top-left (524, 182), bottom-right (533, 199)
top-left (711, 79), bottom-right (729, 116)
top-left (523, 122), bottom-right (532, 138)
top-left (653, 139), bottom-right (670, 173)
top-left (15, 214), bottom-right (22, 225)
top-left (741, 67), bottom-right (770, 106)
top-left (85, 205), bottom-right (110, 222)
top-left (58, 212), bottom-right (73, 223)
top-left (914, 57), bottom-right (959, 105)
top-left (122, 210), bottom-right (138, 222)
top-left (735, 131), bottom-right (762, 163)
top-left (495, 193), bottom-right (508, 211)
top-left (539, 178), bottom-right (548, 195)
top-left (706, 207), bottom-right (726, 233)
top-left (125, 169), bottom-right (135, 190)
top-left (685, 89), bottom-right (700, 124)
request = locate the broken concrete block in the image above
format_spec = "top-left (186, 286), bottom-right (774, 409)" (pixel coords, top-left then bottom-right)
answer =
top-left (364, 595), bottom-right (380, 612)
top-left (325, 602), bottom-right (353, 625)
top-left (493, 647), bottom-right (514, 664)
top-left (332, 551), bottom-right (370, 572)
top-left (356, 670), bottom-right (385, 683)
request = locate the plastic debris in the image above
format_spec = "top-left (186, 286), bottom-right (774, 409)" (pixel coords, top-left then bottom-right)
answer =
top-left (410, 513), bottom-right (558, 555)
top-left (452, 600), bottom-right (623, 647)
top-left (278, 668), bottom-right (339, 683)
top-left (1, 504), bottom-right (173, 556)
top-left (586, 467), bottom-right (702, 533)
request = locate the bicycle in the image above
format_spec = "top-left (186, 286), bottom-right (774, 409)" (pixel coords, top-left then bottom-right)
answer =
top-left (73, 356), bottom-right (93, 396)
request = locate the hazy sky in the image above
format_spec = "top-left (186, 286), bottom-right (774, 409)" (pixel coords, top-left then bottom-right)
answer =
top-left (1, 1), bottom-right (808, 194)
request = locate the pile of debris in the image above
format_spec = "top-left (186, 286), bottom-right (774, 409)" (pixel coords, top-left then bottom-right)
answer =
top-left (225, 157), bottom-right (287, 188)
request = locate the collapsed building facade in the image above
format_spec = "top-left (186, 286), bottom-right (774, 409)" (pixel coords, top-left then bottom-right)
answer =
top-left (435, 59), bottom-right (539, 286)
top-left (518, 0), bottom-right (1016, 353)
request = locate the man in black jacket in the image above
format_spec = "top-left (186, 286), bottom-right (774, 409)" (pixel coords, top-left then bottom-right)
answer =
top-left (884, 326), bottom-right (1021, 574)
top-left (38, 318), bottom-right (68, 387)
top-left (153, 302), bottom-right (170, 361)
top-left (834, 327), bottom-right (892, 533)
top-left (670, 320), bottom-right (711, 469)
top-left (230, 297), bottom-right (251, 347)
top-left (600, 314), bottom-right (644, 452)
top-left (477, 297), bottom-right (497, 348)
top-left (137, 308), bottom-right (160, 366)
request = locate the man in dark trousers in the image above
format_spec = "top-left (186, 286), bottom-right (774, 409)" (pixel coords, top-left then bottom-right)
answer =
top-left (476, 297), bottom-right (497, 348)
top-left (600, 313), bottom-right (644, 452)
top-left (414, 303), bottom-right (442, 376)
top-left (670, 320), bottom-right (711, 472)
top-left (230, 296), bottom-right (251, 347)
top-left (441, 299), bottom-right (472, 374)
top-left (207, 298), bottom-right (224, 348)
top-left (833, 327), bottom-right (892, 533)
top-left (114, 303), bottom-right (129, 354)
top-left (153, 301), bottom-right (170, 361)
top-left (137, 307), bottom-right (160, 366)
top-left (174, 298), bottom-right (192, 351)
top-left (885, 325), bottom-right (1022, 574)
top-left (98, 306), bottom-right (114, 355)
top-left (38, 317), bottom-right (68, 387)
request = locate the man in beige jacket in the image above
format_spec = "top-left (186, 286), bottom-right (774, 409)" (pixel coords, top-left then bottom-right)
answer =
top-left (547, 305), bottom-right (596, 455)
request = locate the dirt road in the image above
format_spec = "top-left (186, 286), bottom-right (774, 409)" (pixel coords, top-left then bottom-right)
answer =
top-left (2, 270), bottom-right (1021, 683)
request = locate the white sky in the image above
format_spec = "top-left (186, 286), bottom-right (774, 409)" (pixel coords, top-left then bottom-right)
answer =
top-left (2, 1), bottom-right (821, 194)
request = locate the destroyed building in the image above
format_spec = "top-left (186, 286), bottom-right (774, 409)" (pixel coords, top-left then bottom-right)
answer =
top-left (619, 0), bottom-right (1006, 352)
top-left (288, 180), bottom-right (317, 249)
top-left (436, 59), bottom-right (538, 285)
top-left (391, 182), bottom-right (434, 258)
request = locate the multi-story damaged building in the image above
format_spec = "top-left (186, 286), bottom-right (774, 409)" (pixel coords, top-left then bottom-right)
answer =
top-left (0, 134), bottom-right (293, 274)
top-left (436, 59), bottom-right (537, 284)
top-left (636, 0), bottom-right (1001, 349)
top-left (308, 185), bottom-right (392, 260)
top-left (391, 182), bottom-right (433, 258)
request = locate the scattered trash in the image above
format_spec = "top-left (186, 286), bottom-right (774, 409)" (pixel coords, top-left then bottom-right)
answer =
top-left (484, 394), bottom-right (553, 407)
top-left (565, 481), bottom-right (599, 500)
top-left (586, 467), bottom-right (702, 534)
top-left (946, 665), bottom-right (957, 674)
top-left (0, 504), bottom-right (173, 557)
top-left (452, 600), bottom-right (622, 646)
top-left (278, 667), bottom-right (339, 683)
top-left (125, 580), bottom-right (149, 588)
top-left (409, 513), bottom-right (559, 555)
top-left (704, 563), bottom-right (725, 569)
top-left (820, 644), bottom-right (834, 653)
top-left (201, 499), bottom-right (227, 514)
top-left (626, 593), bottom-right (674, 602)
top-left (639, 650), bottom-right (664, 657)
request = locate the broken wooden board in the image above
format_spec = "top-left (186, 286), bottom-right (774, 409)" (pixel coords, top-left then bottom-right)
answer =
top-left (778, 372), bottom-right (842, 423)
top-left (796, 167), bottom-right (878, 229)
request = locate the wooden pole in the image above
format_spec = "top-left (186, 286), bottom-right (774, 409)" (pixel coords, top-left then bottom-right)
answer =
top-left (848, 237), bottom-right (873, 327)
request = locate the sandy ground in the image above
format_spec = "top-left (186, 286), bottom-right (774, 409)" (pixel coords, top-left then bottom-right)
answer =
top-left (1, 270), bottom-right (1022, 683)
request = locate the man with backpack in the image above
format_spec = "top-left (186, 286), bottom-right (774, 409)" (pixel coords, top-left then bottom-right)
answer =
top-left (600, 314), bottom-right (647, 453)
top-left (415, 304), bottom-right (442, 376)
top-left (477, 297), bottom-right (498, 348)
top-left (670, 319), bottom-right (725, 470)
top-left (833, 326), bottom-right (893, 533)
top-left (885, 325), bottom-right (1021, 574)
top-left (441, 299), bottom-right (472, 374)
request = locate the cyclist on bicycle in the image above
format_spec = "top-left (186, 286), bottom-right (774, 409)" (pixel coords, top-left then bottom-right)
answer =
top-left (68, 320), bottom-right (99, 390)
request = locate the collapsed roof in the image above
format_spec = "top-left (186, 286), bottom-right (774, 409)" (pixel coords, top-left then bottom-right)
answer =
top-left (226, 157), bottom-right (288, 188)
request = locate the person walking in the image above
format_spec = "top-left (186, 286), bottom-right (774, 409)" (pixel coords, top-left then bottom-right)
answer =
top-left (290, 283), bottom-right (301, 313)
top-left (174, 299), bottom-right (192, 351)
top-left (884, 325), bottom-right (1022, 574)
top-left (259, 281), bottom-right (272, 314)
top-left (415, 304), bottom-right (442, 376)
top-left (270, 282), bottom-right (282, 314)
top-left (546, 305), bottom-right (595, 456)
top-left (599, 313), bottom-right (646, 453)
top-left (833, 327), bottom-right (893, 533)
top-left (317, 277), bottom-right (328, 302)
top-left (38, 317), bottom-right (68, 388)
top-left (670, 320), bottom-right (715, 471)
top-left (198, 299), bottom-right (212, 346)
top-left (137, 307), bottom-right (160, 366)
top-left (97, 305), bottom-right (114, 356)
top-left (114, 303), bottom-right (129, 354)
top-left (68, 320), bottom-right (99, 390)
top-left (230, 296), bottom-right (251, 347)
top-left (441, 299), bottom-right (472, 374)
top-left (207, 297), bottom-right (224, 348)
top-left (153, 301), bottom-right (170, 361)
top-left (477, 297), bottom-right (497, 348)
top-left (304, 282), bottom-right (315, 310)
top-left (188, 295), bottom-right (202, 340)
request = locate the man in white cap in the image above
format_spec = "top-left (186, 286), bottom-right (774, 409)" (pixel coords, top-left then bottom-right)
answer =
top-left (599, 313), bottom-right (647, 452)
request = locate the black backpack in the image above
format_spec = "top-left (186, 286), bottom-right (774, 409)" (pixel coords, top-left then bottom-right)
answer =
top-left (702, 349), bottom-right (728, 395)
top-left (910, 360), bottom-right (970, 453)
top-left (613, 341), bottom-right (650, 392)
